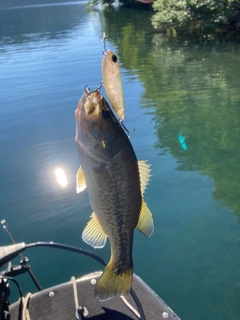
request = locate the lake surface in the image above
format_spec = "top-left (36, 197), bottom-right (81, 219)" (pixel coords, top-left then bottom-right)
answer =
top-left (1, 1), bottom-right (240, 319)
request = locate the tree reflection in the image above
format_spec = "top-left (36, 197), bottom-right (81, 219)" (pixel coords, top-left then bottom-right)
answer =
top-left (100, 7), bottom-right (240, 217)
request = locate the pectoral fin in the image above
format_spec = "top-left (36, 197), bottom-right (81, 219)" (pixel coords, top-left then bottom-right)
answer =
top-left (82, 213), bottom-right (107, 249)
top-left (76, 166), bottom-right (87, 193)
top-left (136, 199), bottom-right (154, 237)
top-left (138, 160), bottom-right (151, 195)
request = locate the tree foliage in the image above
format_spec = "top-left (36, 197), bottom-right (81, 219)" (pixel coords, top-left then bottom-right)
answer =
top-left (87, 0), bottom-right (240, 30)
top-left (151, 0), bottom-right (240, 29)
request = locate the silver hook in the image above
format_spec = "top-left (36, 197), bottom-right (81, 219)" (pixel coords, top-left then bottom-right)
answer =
top-left (97, 80), bottom-right (104, 91)
top-left (120, 119), bottom-right (135, 135)
top-left (84, 85), bottom-right (90, 94)
top-left (90, 81), bottom-right (104, 94)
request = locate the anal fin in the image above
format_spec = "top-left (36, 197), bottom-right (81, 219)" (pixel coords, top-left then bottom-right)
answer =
top-left (82, 213), bottom-right (107, 249)
top-left (136, 199), bottom-right (154, 238)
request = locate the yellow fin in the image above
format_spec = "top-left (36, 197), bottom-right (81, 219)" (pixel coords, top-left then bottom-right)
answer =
top-left (95, 259), bottom-right (133, 301)
top-left (138, 160), bottom-right (151, 195)
top-left (82, 213), bottom-right (107, 249)
top-left (76, 166), bottom-right (87, 193)
top-left (136, 199), bottom-right (154, 238)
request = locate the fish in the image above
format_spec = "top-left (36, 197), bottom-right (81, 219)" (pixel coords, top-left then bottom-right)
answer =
top-left (102, 49), bottom-right (125, 120)
top-left (75, 88), bottom-right (154, 301)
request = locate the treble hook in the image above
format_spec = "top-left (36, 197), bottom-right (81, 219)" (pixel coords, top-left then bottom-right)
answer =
top-left (97, 80), bottom-right (104, 91)
top-left (120, 119), bottom-right (135, 136)
top-left (102, 32), bottom-right (107, 55)
top-left (84, 85), bottom-right (91, 94)
top-left (90, 81), bottom-right (104, 94)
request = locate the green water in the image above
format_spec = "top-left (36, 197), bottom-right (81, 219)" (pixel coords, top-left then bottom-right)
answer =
top-left (1, 1), bottom-right (240, 319)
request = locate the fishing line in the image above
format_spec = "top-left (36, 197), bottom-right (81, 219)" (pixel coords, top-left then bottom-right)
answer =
top-left (102, 32), bottom-right (107, 55)
top-left (100, 0), bottom-right (107, 56)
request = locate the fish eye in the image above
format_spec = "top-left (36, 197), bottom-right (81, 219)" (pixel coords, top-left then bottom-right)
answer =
top-left (111, 54), bottom-right (118, 63)
top-left (102, 109), bottom-right (110, 119)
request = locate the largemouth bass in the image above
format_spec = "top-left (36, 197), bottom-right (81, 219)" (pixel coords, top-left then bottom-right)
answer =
top-left (102, 49), bottom-right (125, 120)
top-left (75, 88), bottom-right (153, 301)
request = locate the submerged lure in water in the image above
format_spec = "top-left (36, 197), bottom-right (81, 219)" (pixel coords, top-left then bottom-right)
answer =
top-left (102, 49), bottom-right (125, 120)
top-left (75, 88), bottom-right (153, 301)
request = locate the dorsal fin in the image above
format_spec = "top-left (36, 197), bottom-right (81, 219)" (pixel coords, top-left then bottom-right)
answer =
top-left (76, 166), bottom-right (87, 193)
top-left (136, 199), bottom-right (154, 238)
top-left (138, 160), bottom-right (151, 195)
top-left (82, 213), bottom-right (107, 249)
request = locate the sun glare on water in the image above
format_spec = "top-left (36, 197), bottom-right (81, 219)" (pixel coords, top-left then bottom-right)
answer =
top-left (54, 167), bottom-right (68, 187)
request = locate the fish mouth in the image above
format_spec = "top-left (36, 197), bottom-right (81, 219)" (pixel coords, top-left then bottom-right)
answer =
top-left (83, 87), bottom-right (102, 115)
top-left (76, 86), bottom-right (103, 118)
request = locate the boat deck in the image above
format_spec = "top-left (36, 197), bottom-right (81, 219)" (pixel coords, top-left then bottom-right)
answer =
top-left (9, 271), bottom-right (180, 320)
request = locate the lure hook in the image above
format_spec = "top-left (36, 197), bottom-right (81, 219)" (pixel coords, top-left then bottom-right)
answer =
top-left (85, 85), bottom-right (91, 94)
top-left (97, 80), bottom-right (104, 91)
top-left (120, 120), bottom-right (135, 135)
top-left (91, 81), bottom-right (104, 94)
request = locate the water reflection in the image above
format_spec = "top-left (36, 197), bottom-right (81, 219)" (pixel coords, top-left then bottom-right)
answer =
top-left (95, 7), bottom-right (240, 218)
top-left (0, 1), bottom-right (87, 48)
top-left (54, 167), bottom-right (68, 187)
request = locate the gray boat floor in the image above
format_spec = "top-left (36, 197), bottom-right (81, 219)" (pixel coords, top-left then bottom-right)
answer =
top-left (9, 271), bottom-right (180, 320)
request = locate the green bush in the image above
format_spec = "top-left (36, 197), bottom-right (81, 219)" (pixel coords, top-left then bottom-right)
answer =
top-left (87, 0), bottom-right (240, 30)
top-left (152, 0), bottom-right (240, 29)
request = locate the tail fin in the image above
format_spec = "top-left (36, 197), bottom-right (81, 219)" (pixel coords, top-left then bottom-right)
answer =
top-left (95, 260), bottom-right (133, 301)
